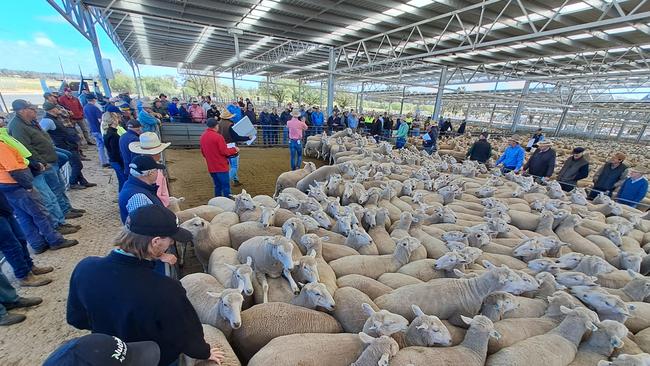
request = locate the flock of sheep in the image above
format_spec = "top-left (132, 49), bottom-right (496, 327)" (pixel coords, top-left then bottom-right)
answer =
top-left (169, 129), bottom-right (650, 366)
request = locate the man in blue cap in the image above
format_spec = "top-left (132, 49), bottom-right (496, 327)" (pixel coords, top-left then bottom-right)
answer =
top-left (43, 333), bottom-right (161, 365)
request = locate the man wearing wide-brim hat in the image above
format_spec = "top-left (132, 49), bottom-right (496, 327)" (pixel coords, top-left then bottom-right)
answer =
top-left (495, 137), bottom-right (525, 174)
top-left (129, 132), bottom-right (172, 207)
top-left (522, 139), bottom-right (556, 183)
top-left (616, 166), bottom-right (648, 209)
top-left (287, 109), bottom-right (308, 171)
top-left (557, 146), bottom-right (589, 192)
top-left (218, 110), bottom-right (251, 186)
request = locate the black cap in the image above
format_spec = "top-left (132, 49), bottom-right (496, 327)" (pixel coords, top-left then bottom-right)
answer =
top-left (43, 92), bottom-right (54, 98)
top-left (573, 147), bottom-right (585, 154)
top-left (127, 204), bottom-right (193, 242)
top-left (43, 333), bottom-right (160, 366)
top-left (206, 118), bottom-right (219, 128)
top-left (12, 99), bottom-right (37, 111)
top-left (43, 101), bottom-right (57, 111)
top-left (129, 155), bottom-right (165, 174)
top-left (86, 93), bottom-right (97, 100)
top-left (126, 119), bottom-right (141, 128)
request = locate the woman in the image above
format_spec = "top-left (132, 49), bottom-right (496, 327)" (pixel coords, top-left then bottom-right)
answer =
top-left (103, 116), bottom-right (126, 191)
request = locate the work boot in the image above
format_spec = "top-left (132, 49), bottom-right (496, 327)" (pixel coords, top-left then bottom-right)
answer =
top-left (86, 141), bottom-right (96, 146)
top-left (32, 246), bottom-right (49, 255)
top-left (56, 225), bottom-right (79, 235)
top-left (70, 208), bottom-right (86, 214)
top-left (18, 273), bottom-right (52, 287)
top-left (0, 313), bottom-right (26, 326)
top-left (64, 211), bottom-right (83, 219)
top-left (31, 265), bottom-right (54, 275)
top-left (61, 223), bottom-right (81, 230)
top-left (69, 184), bottom-right (87, 190)
top-left (82, 182), bottom-right (97, 188)
top-left (102, 163), bottom-right (111, 168)
top-left (50, 239), bottom-right (78, 250)
top-left (3, 296), bottom-right (43, 310)
top-left (233, 180), bottom-right (242, 187)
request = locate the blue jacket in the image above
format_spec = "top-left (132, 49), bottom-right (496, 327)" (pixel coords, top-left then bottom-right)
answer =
top-left (496, 144), bottom-right (525, 171)
top-left (168, 103), bottom-right (179, 117)
top-left (66, 250), bottom-right (210, 366)
top-left (227, 104), bottom-right (243, 122)
top-left (117, 175), bottom-right (163, 223)
top-left (347, 115), bottom-right (359, 129)
top-left (82, 103), bottom-right (103, 133)
top-left (617, 177), bottom-right (648, 208)
top-left (311, 111), bottom-right (324, 126)
top-left (137, 110), bottom-right (158, 133)
top-left (119, 129), bottom-right (140, 176)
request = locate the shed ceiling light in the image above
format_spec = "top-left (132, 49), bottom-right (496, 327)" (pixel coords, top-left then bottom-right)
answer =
top-left (408, 0), bottom-right (434, 7)
top-left (185, 26), bottom-right (216, 64)
top-left (384, 8), bottom-right (405, 16)
top-left (130, 14), bottom-right (151, 65)
top-left (568, 33), bottom-right (593, 40)
top-left (604, 26), bottom-right (636, 34)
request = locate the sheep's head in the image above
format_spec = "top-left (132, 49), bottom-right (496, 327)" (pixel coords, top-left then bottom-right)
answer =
top-left (555, 271), bottom-right (598, 287)
top-left (559, 306), bottom-right (600, 332)
top-left (477, 185), bottom-right (496, 198)
top-left (311, 210), bottom-right (332, 229)
top-left (555, 252), bottom-right (585, 270)
top-left (570, 190), bottom-right (588, 206)
top-left (441, 207), bottom-right (457, 224)
top-left (308, 183), bottom-right (328, 202)
top-left (295, 213), bottom-right (320, 232)
top-left (593, 320), bottom-right (627, 351)
top-left (299, 282), bottom-right (335, 311)
top-left (459, 247), bottom-right (483, 264)
top-left (179, 216), bottom-right (209, 238)
top-left (512, 239), bottom-right (547, 261)
top-left (363, 208), bottom-right (377, 228)
top-left (434, 251), bottom-right (467, 270)
top-left (467, 231), bottom-right (490, 248)
top-left (346, 227), bottom-right (374, 250)
top-left (619, 252), bottom-right (643, 273)
top-left (356, 333), bottom-right (399, 366)
top-left (269, 236), bottom-right (295, 270)
top-left (394, 237), bottom-right (421, 262)
top-left (460, 315), bottom-right (501, 340)
top-left (625, 274), bottom-right (650, 300)
top-left (482, 291), bottom-right (519, 316)
top-left (441, 231), bottom-right (467, 243)
top-left (483, 261), bottom-right (527, 294)
top-left (409, 304), bottom-right (452, 346)
top-left (225, 257), bottom-right (254, 296)
top-left (545, 290), bottom-right (581, 318)
top-left (259, 205), bottom-right (279, 228)
top-left (362, 303), bottom-right (409, 337)
top-left (282, 218), bottom-right (303, 240)
top-left (528, 258), bottom-right (560, 274)
top-left (334, 213), bottom-right (353, 236)
top-left (234, 189), bottom-right (256, 211)
top-left (298, 233), bottom-right (322, 255)
top-left (597, 352), bottom-right (650, 366)
top-left (446, 240), bottom-right (467, 251)
top-left (304, 161), bottom-right (317, 173)
top-left (293, 250), bottom-right (320, 283)
top-left (514, 271), bottom-right (540, 294)
top-left (277, 193), bottom-right (300, 210)
top-left (208, 288), bottom-right (244, 329)
top-left (602, 227), bottom-right (623, 246)
top-left (299, 197), bottom-right (322, 213)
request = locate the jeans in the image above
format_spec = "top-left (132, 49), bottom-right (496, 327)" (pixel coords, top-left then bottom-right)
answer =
top-left (0, 215), bottom-right (34, 279)
top-left (282, 126), bottom-right (289, 145)
top-left (289, 139), bottom-right (303, 171)
top-left (424, 146), bottom-right (436, 155)
top-left (501, 166), bottom-right (517, 174)
top-left (42, 166), bottom-right (71, 215)
top-left (110, 162), bottom-right (127, 191)
top-left (228, 155), bottom-right (240, 182)
top-left (0, 186), bottom-right (64, 251)
top-left (32, 174), bottom-right (64, 227)
top-left (0, 271), bottom-right (19, 316)
top-left (396, 137), bottom-right (406, 149)
top-left (210, 172), bottom-right (231, 197)
top-left (57, 148), bottom-right (84, 185)
top-left (91, 131), bottom-right (109, 165)
top-left (55, 148), bottom-right (69, 167)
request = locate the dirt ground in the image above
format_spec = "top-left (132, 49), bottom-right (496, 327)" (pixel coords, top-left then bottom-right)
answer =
top-left (166, 146), bottom-right (325, 208)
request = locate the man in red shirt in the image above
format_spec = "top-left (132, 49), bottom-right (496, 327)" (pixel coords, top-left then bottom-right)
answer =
top-left (57, 88), bottom-right (93, 145)
top-left (200, 118), bottom-right (238, 197)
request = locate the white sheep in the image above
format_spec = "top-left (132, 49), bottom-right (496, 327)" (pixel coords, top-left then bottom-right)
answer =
top-left (207, 247), bottom-right (254, 296)
top-left (569, 319), bottom-right (628, 366)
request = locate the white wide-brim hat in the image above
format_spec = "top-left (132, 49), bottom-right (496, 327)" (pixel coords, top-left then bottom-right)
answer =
top-left (129, 132), bottom-right (171, 155)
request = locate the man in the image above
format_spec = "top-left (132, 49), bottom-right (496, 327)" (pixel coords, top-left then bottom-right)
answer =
top-left (457, 119), bottom-right (467, 135)
top-left (83, 94), bottom-right (110, 167)
top-left (310, 106), bottom-right (324, 135)
top-left (151, 99), bottom-right (170, 122)
top-left (119, 119), bottom-right (142, 176)
top-left (347, 111), bottom-right (359, 131)
top-left (168, 97), bottom-right (180, 121)
top-left (117, 155), bottom-right (165, 223)
top-left (422, 125), bottom-right (439, 155)
top-left (259, 107), bottom-right (272, 145)
top-left (280, 107), bottom-right (292, 145)
top-left (44, 333), bottom-right (161, 365)
top-left (200, 118), bottom-right (238, 197)
top-left (495, 138), bottom-right (525, 173)
top-left (138, 102), bottom-right (161, 132)
top-left (327, 111), bottom-right (341, 133)
top-left (67, 204), bottom-right (225, 366)
top-left (0, 140), bottom-right (78, 254)
top-left (616, 168), bottom-right (648, 209)
top-left (589, 152), bottom-right (628, 199)
top-left (78, 88), bottom-right (91, 106)
top-left (557, 147), bottom-right (589, 192)
top-left (370, 113), bottom-right (384, 143)
top-left (287, 110), bottom-right (308, 171)
top-left (395, 118), bottom-right (409, 149)
top-left (58, 87), bottom-right (94, 145)
top-left (522, 140), bottom-right (556, 183)
top-left (244, 104), bottom-right (257, 124)
top-left (188, 99), bottom-right (207, 123)
top-left (0, 192), bottom-right (53, 286)
top-left (219, 110), bottom-right (251, 186)
top-left (159, 93), bottom-right (170, 110)
top-left (8, 100), bottom-right (83, 231)
top-left (41, 102), bottom-right (95, 189)
top-left (0, 268), bottom-right (43, 326)
top-left (526, 128), bottom-right (545, 152)
top-left (466, 132), bottom-right (492, 163)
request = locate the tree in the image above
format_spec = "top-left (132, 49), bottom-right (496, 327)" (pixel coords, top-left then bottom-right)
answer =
top-left (335, 91), bottom-right (355, 109)
top-left (183, 74), bottom-right (212, 97)
top-left (301, 88), bottom-right (320, 107)
top-left (259, 79), bottom-right (296, 106)
top-left (141, 75), bottom-right (179, 97)
top-left (109, 70), bottom-right (135, 94)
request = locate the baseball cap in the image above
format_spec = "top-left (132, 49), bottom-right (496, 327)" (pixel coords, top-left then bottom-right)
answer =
top-left (42, 333), bottom-right (160, 366)
top-left (105, 105), bottom-right (121, 113)
top-left (43, 92), bottom-right (54, 98)
top-left (206, 118), bottom-right (219, 128)
top-left (129, 155), bottom-right (165, 174)
top-left (127, 204), bottom-right (193, 242)
top-left (42, 101), bottom-right (57, 111)
top-left (572, 147), bottom-right (585, 154)
top-left (12, 99), bottom-right (37, 111)
top-left (86, 93), bottom-right (97, 100)
top-left (126, 119), bottom-right (141, 128)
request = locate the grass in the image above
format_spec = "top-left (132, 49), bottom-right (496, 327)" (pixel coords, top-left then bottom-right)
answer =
top-left (0, 77), bottom-right (61, 93)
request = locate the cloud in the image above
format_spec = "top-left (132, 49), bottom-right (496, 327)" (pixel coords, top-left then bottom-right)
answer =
top-left (35, 14), bottom-right (67, 24)
top-left (34, 33), bottom-right (55, 47)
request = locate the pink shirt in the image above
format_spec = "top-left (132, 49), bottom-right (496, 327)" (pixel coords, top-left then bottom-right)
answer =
top-left (287, 117), bottom-right (308, 140)
top-left (156, 169), bottom-right (170, 207)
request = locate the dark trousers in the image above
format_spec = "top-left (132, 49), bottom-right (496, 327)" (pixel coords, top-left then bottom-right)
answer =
top-left (559, 182), bottom-right (576, 192)
top-left (0, 215), bottom-right (33, 279)
top-left (110, 162), bottom-right (127, 191)
top-left (0, 186), bottom-right (63, 251)
top-left (210, 172), bottom-right (231, 197)
top-left (289, 139), bottom-right (302, 171)
top-left (262, 126), bottom-right (274, 145)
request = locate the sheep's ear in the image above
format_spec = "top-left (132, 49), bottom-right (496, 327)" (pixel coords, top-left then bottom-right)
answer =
top-left (460, 315), bottom-right (473, 325)
top-left (482, 260), bottom-right (496, 269)
top-left (179, 197), bottom-right (186, 202)
top-left (241, 189), bottom-right (248, 195)
top-left (453, 269), bottom-right (465, 278)
top-left (628, 303), bottom-right (637, 312)
top-left (559, 305), bottom-right (572, 315)
top-left (626, 269), bottom-right (641, 279)
top-left (611, 336), bottom-right (624, 348)
top-left (206, 291), bottom-right (221, 298)
top-left (358, 332), bottom-right (375, 344)
top-left (307, 249), bottom-right (317, 258)
top-left (411, 304), bottom-right (425, 317)
top-left (246, 256), bottom-right (253, 266)
top-left (361, 303), bottom-right (375, 316)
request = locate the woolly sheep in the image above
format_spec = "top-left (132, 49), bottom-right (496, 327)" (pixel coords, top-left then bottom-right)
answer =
top-left (569, 319), bottom-right (628, 366)
top-left (480, 291), bottom-right (519, 322)
top-left (181, 216), bottom-right (232, 270)
top-left (207, 196), bottom-right (236, 212)
top-left (176, 205), bottom-right (224, 223)
top-left (207, 247), bottom-right (254, 296)
top-left (361, 303), bottom-right (409, 337)
top-left (351, 333), bottom-right (400, 366)
top-left (598, 353), bottom-right (650, 365)
top-left (337, 274), bottom-right (392, 300)
top-left (181, 324), bottom-right (241, 366)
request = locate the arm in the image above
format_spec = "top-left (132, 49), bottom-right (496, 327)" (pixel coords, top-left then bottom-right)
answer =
top-left (125, 193), bottom-right (154, 214)
top-left (545, 151), bottom-right (556, 178)
top-left (575, 163), bottom-right (589, 181)
top-left (466, 143), bottom-right (474, 157)
top-left (214, 134), bottom-right (238, 156)
top-left (614, 168), bottom-right (628, 189)
top-left (66, 265), bottom-right (91, 330)
top-left (592, 165), bottom-right (604, 183)
top-left (229, 126), bottom-right (250, 142)
top-left (515, 149), bottom-right (525, 171)
top-left (495, 152), bottom-right (504, 166)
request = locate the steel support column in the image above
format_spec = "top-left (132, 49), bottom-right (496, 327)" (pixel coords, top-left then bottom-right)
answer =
top-left (616, 113), bottom-right (631, 139)
top-left (636, 123), bottom-right (648, 143)
top-left (511, 80), bottom-right (530, 133)
top-left (359, 82), bottom-right (365, 114)
top-left (82, 7), bottom-right (111, 98)
top-left (267, 76), bottom-right (272, 106)
top-left (135, 64), bottom-right (144, 96)
top-left (319, 81), bottom-right (324, 109)
top-left (212, 71), bottom-right (218, 97)
top-left (131, 62), bottom-right (142, 97)
top-left (231, 69), bottom-right (237, 101)
top-left (399, 86), bottom-right (406, 115)
top-left (553, 88), bottom-right (575, 137)
top-left (298, 80), bottom-right (302, 105)
top-left (590, 113), bottom-right (603, 139)
top-left (432, 67), bottom-right (447, 122)
top-left (326, 47), bottom-right (335, 117)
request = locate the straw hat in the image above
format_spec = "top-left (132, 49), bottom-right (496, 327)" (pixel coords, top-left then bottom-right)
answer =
top-left (508, 137), bottom-right (519, 143)
top-left (629, 166), bottom-right (647, 174)
top-left (537, 140), bottom-right (553, 146)
top-left (221, 110), bottom-right (235, 120)
top-left (290, 110), bottom-right (301, 118)
top-left (128, 132), bottom-right (171, 155)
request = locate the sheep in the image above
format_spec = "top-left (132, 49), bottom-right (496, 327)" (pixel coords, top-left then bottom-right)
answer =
top-left (486, 306), bottom-right (599, 366)
top-left (555, 271), bottom-right (599, 287)
top-left (181, 324), bottom-right (241, 366)
top-left (573, 255), bottom-right (619, 276)
top-left (569, 320), bottom-right (628, 366)
top-left (390, 304), bottom-right (453, 348)
top-left (635, 328), bottom-right (650, 353)
top-left (289, 282), bottom-right (336, 311)
top-left (295, 234), bottom-right (338, 296)
top-left (246, 333), bottom-right (363, 366)
top-left (570, 286), bottom-right (634, 324)
top-left (344, 227), bottom-right (376, 255)
top-left (391, 315), bottom-right (501, 366)
top-left (207, 247), bottom-right (254, 296)
top-left (557, 214), bottom-right (606, 257)
top-left (361, 303), bottom-right (410, 337)
top-left (374, 261), bottom-right (528, 323)
top-left (274, 161), bottom-right (317, 197)
top-left (167, 196), bottom-right (185, 212)
top-left (368, 208), bottom-right (397, 255)
top-left (528, 258), bottom-right (561, 274)
top-left (176, 205), bottom-right (223, 223)
top-left (237, 235), bottom-right (299, 303)
top-left (479, 291), bottom-right (519, 321)
top-left (180, 216), bottom-right (231, 271)
top-left (208, 196), bottom-right (236, 212)
top-left (512, 238), bottom-right (548, 262)
top-left (337, 274), bottom-right (393, 300)
top-left (602, 271), bottom-right (650, 301)
top-left (598, 353), bottom-right (650, 365)
top-left (231, 302), bottom-right (343, 362)
top-left (228, 221), bottom-right (283, 250)
top-left (351, 333), bottom-right (400, 366)
top-left (333, 286), bottom-right (380, 333)
top-left (377, 272), bottom-right (423, 288)
top-left (296, 162), bottom-right (356, 192)
top-left (179, 273), bottom-right (244, 338)
top-left (329, 236), bottom-right (422, 279)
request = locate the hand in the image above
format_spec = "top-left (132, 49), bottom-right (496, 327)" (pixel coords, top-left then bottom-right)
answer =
top-left (208, 347), bottom-right (225, 365)
top-left (37, 163), bottom-right (45, 171)
top-left (158, 253), bottom-right (177, 265)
